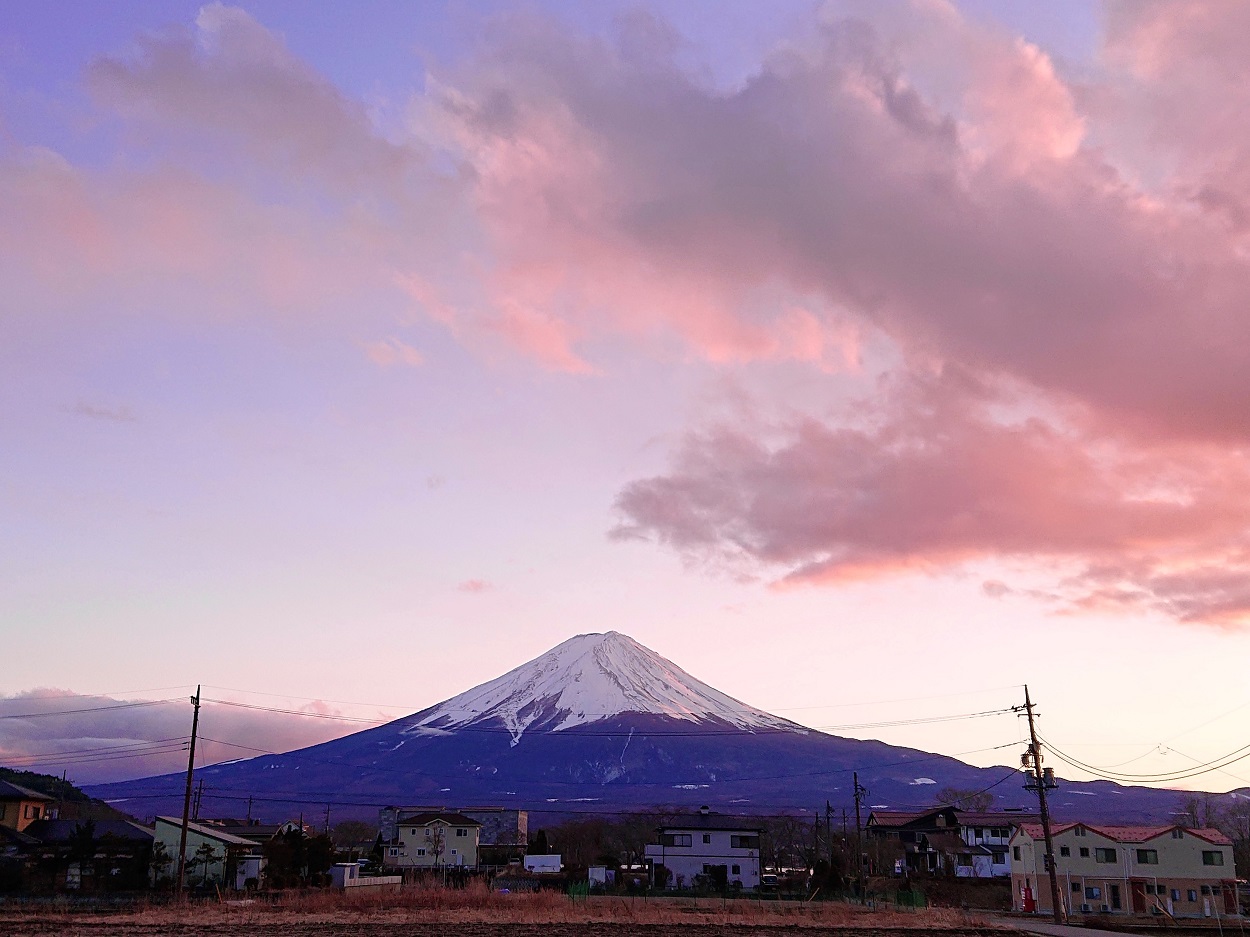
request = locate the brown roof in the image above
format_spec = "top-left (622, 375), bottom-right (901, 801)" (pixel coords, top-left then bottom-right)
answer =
top-left (0, 780), bottom-right (52, 801)
top-left (958, 811), bottom-right (1039, 826)
top-left (1017, 822), bottom-right (1233, 846)
top-left (398, 812), bottom-right (482, 827)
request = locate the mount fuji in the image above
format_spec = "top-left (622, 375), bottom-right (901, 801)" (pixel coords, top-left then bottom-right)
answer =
top-left (87, 632), bottom-right (1202, 824)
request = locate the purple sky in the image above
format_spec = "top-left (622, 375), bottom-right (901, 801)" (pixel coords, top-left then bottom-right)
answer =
top-left (4, 1), bottom-right (1250, 794)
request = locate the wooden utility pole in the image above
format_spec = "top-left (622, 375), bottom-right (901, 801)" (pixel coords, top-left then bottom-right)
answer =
top-left (176, 686), bottom-right (201, 894)
top-left (1022, 685), bottom-right (1064, 924)
top-left (853, 772), bottom-right (866, 895)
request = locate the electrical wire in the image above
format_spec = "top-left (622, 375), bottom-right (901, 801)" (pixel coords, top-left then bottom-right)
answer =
top-left (0, 698), bottom-right (182, 720)
top-left (1039, 733), bottom-right (1250, 783)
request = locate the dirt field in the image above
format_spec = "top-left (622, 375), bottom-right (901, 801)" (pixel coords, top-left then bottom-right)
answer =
top-left (0, 889), bottom-right (1007, 937)
top-left (2, 923), bottom-right (1005, 937)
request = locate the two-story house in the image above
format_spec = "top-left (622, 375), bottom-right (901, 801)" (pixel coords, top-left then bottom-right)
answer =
top-left (956, 811), bottom-right (1038, 878)
top-left (1010, 823), bottom-right (1238, 918)
top-left (0, 781), bottom-right (53, 833)
top-left (384, 812), bottom-right (482, 869)
top-left (865, 806), bottom-right (962, 874)
top-left (644, 807), bottom-right (763, 891)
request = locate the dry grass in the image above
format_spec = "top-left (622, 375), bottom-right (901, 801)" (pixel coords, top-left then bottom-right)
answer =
top-left (0, 882), bottom-right (1006, 931)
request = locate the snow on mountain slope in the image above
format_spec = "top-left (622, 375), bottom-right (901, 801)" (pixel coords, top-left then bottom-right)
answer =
top-left (402, 631), bottom-right (805, 745)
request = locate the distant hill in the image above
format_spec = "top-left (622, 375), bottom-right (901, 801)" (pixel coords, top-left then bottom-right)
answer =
top-left (3, 767), bottom-right (139, 823)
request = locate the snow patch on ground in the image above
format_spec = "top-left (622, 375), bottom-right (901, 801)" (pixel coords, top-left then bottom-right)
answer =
top-left (910, 777), bottom-right (936, 785)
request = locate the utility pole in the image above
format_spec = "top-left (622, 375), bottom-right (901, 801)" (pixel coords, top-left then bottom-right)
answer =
top-left (192, 778), bottom-right (204, 820)
top-left (1021, 685), bottom-right (1063, 924)
top-left (176, 685), bottom-right (201, 894)
top-left (853, 771), bottom-right (866, 896)
top-left (826, 800), bottom-right (834, 868)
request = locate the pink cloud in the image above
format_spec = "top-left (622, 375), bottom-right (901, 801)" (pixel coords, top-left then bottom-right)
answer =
top-left (438, 4), bottom-right (1250, 437)
top-left (363, 337), bottom-right (424, 369)
top-left (613, 372), bottom-right (1250, 626)
top-left (457, 578), bottom-right (492, 593)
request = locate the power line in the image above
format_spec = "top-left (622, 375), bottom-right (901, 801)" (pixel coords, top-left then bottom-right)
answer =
top-left (1039, 733), bottom-right (1250, 783)
top-left (0, 699), bottom-right (182, 720)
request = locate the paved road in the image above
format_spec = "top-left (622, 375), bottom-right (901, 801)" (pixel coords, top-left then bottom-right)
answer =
top-left (996, 917), bottom-right (1137, 937)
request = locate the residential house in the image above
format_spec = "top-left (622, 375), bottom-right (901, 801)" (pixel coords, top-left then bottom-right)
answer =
top-left (152, 816), bottom-right (264, 889)
top-left (1010, 822), bottom-right (1238, 918)
top-left (380, 805), bottom-right (526, 854)
top-left (384, 812), bottom-right (482, 869)
top-left (644, 807), bottom-right (763, 891)
top-left (956, 811), bottom-right (1038, 878)
top-left (0, 781), bottom-right (53, 833)
top-left (22, 818), bottom-right (154, 891)
top-left (865, 806), bottom-right (962, 874)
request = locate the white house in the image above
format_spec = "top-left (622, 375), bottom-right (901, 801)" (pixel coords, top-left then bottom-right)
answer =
top-left (1011, 822), bottom-right (1238, 918)
top-left (153, 816), bottom-right (264, 889)
top-left (955, 811), bottom-right (1037, 879)
top-left (645, 807), bottom-right (763, 891)
top-left (384, 811), bottom-right (482, 869)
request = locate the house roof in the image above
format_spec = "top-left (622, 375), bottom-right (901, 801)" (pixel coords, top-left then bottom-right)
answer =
top-left (0, 780), bottom-right (53, 801)
top-left (867, 807), bottom-right (957, 828)
top-left (659, 814), bottom-right (764, 832)
top-left (0, 825), bottom-right (41, 849)
top-left (397, 812), bottom-right (483, 827)
top-left (22, 818), bottom-right (154, 843)
top-left (154, 816), bottom-right (261, 847)
top-left (1017, 822), bottom-right (1233, 846)
top-left (958, 811), bottom-right (1039, 826)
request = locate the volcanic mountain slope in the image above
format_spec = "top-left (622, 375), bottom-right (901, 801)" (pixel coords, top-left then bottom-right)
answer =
top-left (87, 632), bottom-right (1200, 823)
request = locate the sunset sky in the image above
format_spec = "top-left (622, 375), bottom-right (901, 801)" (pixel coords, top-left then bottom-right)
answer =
top-left (4, 1), bottom-right (1250, 794)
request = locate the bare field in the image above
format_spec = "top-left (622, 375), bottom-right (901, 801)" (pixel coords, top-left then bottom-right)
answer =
top-left (0, 888), bottom-right (1007, 937)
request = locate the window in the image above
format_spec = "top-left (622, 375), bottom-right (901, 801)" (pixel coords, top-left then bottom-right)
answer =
top-left (1201, 885), bottom-right (1212, 895)
top-left (731, 864), bottom-right (740, 875)
top-left (456, 828), bottom-right (467, 837)
top-left (388, 847), bottom-right (399, 857)
top-left (1136, 849), bottom-right (1158, 864)
top-left (974, 827), bottom-right (983, 838)
top-left (1095, 848), bottom-right (1117, 863)
top-left (703, 834), bottom-right (711, 844)
top-left (1071, 882), bottom-right (1081, 893)
top-left (1079, 847), bottom-right (1090, 858)
top-left (24, 805), bottom-right (40, 820)
top-left (730, 835), bottom-right (760, 849)
top-left (416, 848), bottom-right (426, 856)
top-left (1187, 890), bottom-right (1197, 902)
top-left (411, 828), bottom-right (417, 835)
top-left (1074, 827), bottom-right (1087, 837)
top-left (1171, 829), bottom-right (1184, 839)
top-left (1013, 846), bottom-right (1021, 861)
top-left (1202, 850), bottom-right (1225, 866)
top-left (994, 827), bottom-right (1008, 837)
top-left (1060, 846), bottom-right (1070, 857)
top-left (662, 834), bottom-right (692, 847)
top-left (1171, 889), bottom-right (1181, 901)
top-left (1085, 886), bottom-right (1101, 900)
top-left (992, 851), bottom-right (1005, 864)
top-left (450, 849), bottom-right (457, 856)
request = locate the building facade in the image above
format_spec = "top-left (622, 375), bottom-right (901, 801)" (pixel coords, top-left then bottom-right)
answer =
top-left (0, 781), bottom-right (53, 833)
top-left (644, 808), bottom-right (763, 891)
top-left (153, 816), bottom-right (264, 889)
top-left (956, 811), bottom-right (1038, 878)
top-left (384, 812), bottom-right (481, 869)
top-left (1010, 823), bottom-right (1238, 918)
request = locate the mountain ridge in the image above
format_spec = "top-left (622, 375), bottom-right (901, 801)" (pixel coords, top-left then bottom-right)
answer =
top-left (84, 632), bottom-right (1220, 825)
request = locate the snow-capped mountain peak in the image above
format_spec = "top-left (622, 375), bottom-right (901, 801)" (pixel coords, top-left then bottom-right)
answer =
top-left (403, 631), bottom-right (803, 745)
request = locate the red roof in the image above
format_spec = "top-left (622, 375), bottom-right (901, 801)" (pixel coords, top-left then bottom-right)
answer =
top-left (1016, 822), bottom-right (1232, 846)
